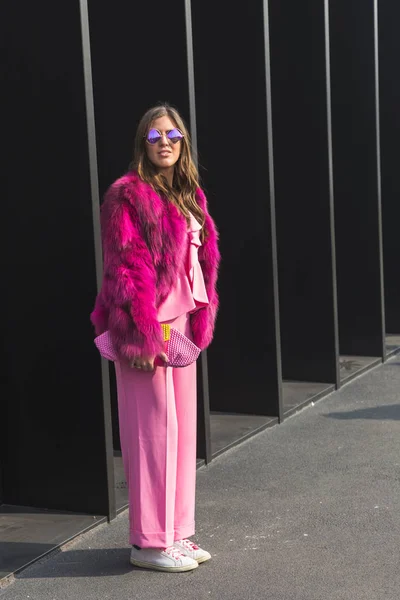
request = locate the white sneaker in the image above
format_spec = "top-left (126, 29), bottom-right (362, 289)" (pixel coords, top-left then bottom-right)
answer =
top-left (173, 539), bottom-right (211, 564)
top-left (130, 545), bottom-right (198, 572)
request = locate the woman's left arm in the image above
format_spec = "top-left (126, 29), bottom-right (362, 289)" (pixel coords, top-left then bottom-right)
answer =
top-left (191, 188), bottom-right (221, 349)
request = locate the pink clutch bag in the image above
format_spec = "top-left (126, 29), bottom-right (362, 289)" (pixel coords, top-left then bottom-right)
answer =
top-left (94, 323), bottom-right (201, 368)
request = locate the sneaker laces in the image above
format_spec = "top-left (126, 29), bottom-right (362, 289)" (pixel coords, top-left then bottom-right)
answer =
top-left (164, 546), bottom-right (185, 560)
top-left (177, 539), bottom-right (200, 551)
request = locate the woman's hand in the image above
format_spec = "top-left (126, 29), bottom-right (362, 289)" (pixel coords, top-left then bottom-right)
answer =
top-left (130, 352), bottom-right (168, 372)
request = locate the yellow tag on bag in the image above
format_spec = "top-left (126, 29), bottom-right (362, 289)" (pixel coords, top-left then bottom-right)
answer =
top-left (161, 323), bottom-right (171, 341)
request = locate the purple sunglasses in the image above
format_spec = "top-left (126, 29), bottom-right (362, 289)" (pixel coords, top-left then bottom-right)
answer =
top-left (145, 128), bottom-right (184, 145)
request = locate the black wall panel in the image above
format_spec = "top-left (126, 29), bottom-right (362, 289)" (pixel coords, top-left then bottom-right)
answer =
top-left (0, 1), bottom-right (112, 514)
top-left (269, 0), bottom-right (339, 384)
top-left (378, 1), bottom-right (400, 335)
top-left (192, 1), bottom-right (282, 416)
top-left (88, 0), bottom-right (191, 197)
top-left (1, 0), bottom-right (397, 516)
top-left (86, 1), bottom-right (215, 452)
top-left (329, 0), bottom-right (385, 358)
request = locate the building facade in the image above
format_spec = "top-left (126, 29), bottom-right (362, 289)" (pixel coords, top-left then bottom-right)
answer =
top-left (1, 0), bottom-right (400, 578)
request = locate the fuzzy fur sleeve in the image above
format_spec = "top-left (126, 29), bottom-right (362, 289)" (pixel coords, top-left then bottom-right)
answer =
top-left (191, 188), bottom-right (221, 349)
top-left (99, 184), bottom-right (165, 361)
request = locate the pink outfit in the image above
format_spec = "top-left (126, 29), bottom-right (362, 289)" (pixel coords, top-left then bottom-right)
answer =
top-left (157, 214), bottom-right (209, 322)
top-left (115, 213), bottom-right (209, 548)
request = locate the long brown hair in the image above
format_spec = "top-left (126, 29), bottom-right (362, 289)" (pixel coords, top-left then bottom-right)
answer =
top-left (131, 104), bottom-right (207, 238)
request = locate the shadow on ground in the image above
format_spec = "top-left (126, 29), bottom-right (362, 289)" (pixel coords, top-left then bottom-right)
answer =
top-left (326, 404), bottom-right (400, 421)
top-left (8, 547), bottom-right (134, 579)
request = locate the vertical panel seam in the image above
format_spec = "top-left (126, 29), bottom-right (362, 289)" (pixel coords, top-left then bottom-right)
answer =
top-left (263, 0), bottom-right (284, 419)
top-left (374, 0), bottom-right (387, 356)
top-left (184, 0), bottom-right (211, 461)
top-left (324, 0), bottom-right (341, 386)
top-left (79, 0), bottom-right (116, 519)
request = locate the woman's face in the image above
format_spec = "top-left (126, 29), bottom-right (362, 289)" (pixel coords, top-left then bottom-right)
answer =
top-left (145, 116), bottom-right (182, 173)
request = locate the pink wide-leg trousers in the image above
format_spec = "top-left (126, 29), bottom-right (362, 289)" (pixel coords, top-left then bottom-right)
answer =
top-left (114, 312), bottom-right (197, 548)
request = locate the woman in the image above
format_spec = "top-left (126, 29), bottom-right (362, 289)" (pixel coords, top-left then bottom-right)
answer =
top-left (91, 104), bottom-right (220, 572)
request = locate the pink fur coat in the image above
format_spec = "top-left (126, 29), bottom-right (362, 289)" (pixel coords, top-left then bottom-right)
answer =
top-left (90, 171), bottom-right (220, 361)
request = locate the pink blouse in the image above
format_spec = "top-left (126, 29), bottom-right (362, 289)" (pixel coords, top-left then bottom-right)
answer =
top-left (157, 213), bottom-right (209, 322)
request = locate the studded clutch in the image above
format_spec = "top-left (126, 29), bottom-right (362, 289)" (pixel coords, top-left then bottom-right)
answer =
top-left (94, 324), bottom-right (201, 368)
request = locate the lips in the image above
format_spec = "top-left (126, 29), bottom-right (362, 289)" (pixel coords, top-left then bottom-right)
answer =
top-left (159, 151), bottom-right (171, 156)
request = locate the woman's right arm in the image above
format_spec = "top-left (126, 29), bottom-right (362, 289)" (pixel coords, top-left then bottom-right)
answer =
top-left (100, 183), bottom-right (165, 363)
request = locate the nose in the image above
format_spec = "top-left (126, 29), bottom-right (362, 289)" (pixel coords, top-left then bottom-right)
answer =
top-left (159, 132), bottom-right (170, 146)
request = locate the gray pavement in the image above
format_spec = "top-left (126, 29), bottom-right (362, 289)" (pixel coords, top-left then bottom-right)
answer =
top-left (2, 356), bottom-right (400, 600)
